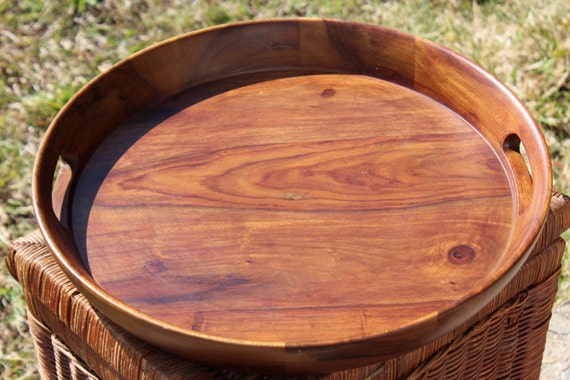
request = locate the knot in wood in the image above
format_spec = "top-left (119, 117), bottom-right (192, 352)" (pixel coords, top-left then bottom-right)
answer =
top-left (320, 88), bottom-right (336, 98)
top-left (447, 245), bottom-right (475, 265)
top-left (144, 259), bottom-right (167, 274)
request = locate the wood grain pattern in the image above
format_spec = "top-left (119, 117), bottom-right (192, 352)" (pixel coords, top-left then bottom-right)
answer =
top-left (33, 19), bottom-right (551, 373)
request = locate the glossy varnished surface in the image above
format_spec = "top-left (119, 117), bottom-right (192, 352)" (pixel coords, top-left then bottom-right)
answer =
top-left (72, 74), bottom-right (513, 344)
top-left (33, 19), bottom-right (551, 373)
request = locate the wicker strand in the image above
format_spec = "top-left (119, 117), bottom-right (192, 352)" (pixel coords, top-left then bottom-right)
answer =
top-left (51, 334), bottom-right (98, 380)
top-left (27, 311), bottom-right (58, 380)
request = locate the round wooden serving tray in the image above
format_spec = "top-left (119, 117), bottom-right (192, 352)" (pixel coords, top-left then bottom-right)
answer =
top-left (33, 19), bottom-right (552, 374)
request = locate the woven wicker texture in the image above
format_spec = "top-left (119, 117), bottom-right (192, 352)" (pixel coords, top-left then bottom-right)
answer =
top-left (7, 192), bottom-right (570, 379)
top-left (27, 312), bottom-right (98, 380)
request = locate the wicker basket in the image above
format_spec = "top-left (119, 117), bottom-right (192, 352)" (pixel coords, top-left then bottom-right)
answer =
top-left (7, 192), bottom-right (570, 379)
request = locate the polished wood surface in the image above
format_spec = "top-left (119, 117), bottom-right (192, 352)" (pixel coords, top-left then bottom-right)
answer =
top-left (73, 72), bottom-right (512, 342)
top-left (34, 19), bottom-right (551, 373)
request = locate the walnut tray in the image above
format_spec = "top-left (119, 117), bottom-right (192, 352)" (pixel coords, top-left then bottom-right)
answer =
top-left (32, 19), bottom-right (552, 374)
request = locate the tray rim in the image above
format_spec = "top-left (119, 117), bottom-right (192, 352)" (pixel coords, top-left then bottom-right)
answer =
top-left (32, 17), bottom-right (553, 373)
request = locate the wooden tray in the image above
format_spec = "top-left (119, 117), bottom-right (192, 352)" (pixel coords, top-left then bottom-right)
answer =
top-left (33, 19), bottom-right (552, 374)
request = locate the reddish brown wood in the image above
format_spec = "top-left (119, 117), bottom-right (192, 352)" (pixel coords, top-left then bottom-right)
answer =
top-left (34, 19), bottom-right (551, 374)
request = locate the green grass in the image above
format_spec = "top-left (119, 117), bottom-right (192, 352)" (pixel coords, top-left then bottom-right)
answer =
top-left (1, 0), bottom-right (569, 378)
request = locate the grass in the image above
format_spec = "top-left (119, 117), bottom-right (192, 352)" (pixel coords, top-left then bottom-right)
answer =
top-left (1, 0), bottom-right (569, 378)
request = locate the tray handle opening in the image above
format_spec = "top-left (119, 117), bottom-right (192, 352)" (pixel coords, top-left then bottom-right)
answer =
top-left (503, 133), bottom-right (533, 213)
top-left (52, 155), bottom-right (75, 226)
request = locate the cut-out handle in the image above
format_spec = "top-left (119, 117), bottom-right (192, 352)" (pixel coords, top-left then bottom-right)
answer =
top-left (503, 133), bottom-right (533, 213)
top-left (52, 156), bottom-right (74, 225)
